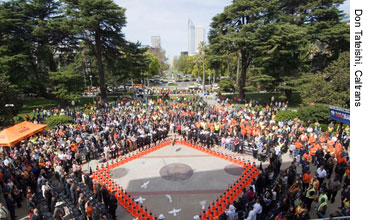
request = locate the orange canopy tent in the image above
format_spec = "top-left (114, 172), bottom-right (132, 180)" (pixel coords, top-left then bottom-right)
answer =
top-left (0, 121), bottom-right (47, 147)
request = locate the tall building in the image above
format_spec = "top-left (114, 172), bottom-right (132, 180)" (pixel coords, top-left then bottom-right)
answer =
top-left (194, 25), bottom-right (205, 53)
top-left (151, 36), bottom-right (161, 48)
top-left (188, 19), bottom-right (205, 55)
top-left (188, 19), bottom-right (195, 55)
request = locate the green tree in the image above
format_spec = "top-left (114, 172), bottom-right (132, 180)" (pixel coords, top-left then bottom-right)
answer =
top-left (300, 51), bottom-right (349, 107)
top-left (148, 47), bottom-right (169, 74)
top-left (146, 52), bottom-right (160, 84)
top-left (65, 0), bottom-right (127, 102)
top-left (219, 79), bottom-right (235, 92)
top-left (0, 74), bottom-right (22, 126)
top-left (0, 0), bottom-right (76, 98)
top-left (198, 41), bottom-right (206, 89)
top-left (49, 63), bottom-right (84, 101)
top-left (209, 0), bottom-right (268, 100)
top-left (174, 54), bottom-right (189, 74)
top-left (254, 22), bottom-right (310, 99)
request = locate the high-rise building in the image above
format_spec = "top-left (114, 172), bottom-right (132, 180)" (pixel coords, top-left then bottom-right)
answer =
top-left (151, 36), bottom-right (161, 48)
top-left (194, 25), bottom-right (205, 53)
top-left (188, 19), bottom-right (205, 55)
top-left (188, 19), bottom-right (195, 55)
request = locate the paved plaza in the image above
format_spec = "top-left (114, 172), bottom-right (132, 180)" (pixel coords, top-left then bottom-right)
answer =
top-left (110, 144), bottom-right (244, 219)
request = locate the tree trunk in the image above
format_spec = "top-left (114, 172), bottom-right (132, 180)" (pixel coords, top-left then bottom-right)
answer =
top-left (238, 50), bottom-right (247, 101)
top-left (227, 57), bottom-right (231, 77)
top-left (285, 89), bottom-right (292, 101)
top-left (202, 58), bottom-right (205, 90)
top-left (213, 70), bottom-right (216, 84)
top-left (236, 51), bottom-right (240, 82)
top-left (95, 32), bottom-right (107, 102)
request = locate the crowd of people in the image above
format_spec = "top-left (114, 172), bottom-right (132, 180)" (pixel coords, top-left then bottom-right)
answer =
top-left (0, 93), bottom-right (349, 220)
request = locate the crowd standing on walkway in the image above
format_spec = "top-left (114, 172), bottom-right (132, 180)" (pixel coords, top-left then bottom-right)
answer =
top-left (0, 93), bottom-right (349, 220)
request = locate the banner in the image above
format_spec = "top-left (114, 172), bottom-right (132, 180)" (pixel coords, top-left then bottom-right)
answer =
top-left (329, 105), bottom-right (350, 125)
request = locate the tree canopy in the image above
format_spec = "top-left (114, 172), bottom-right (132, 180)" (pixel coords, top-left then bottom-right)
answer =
top-left (0, 0), bottom-right (153, 125)
top-left (207, 0), bottom-right (349, 105)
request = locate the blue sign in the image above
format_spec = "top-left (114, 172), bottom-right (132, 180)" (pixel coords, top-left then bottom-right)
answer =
top-left (329, 106), bottom-right (350, 125)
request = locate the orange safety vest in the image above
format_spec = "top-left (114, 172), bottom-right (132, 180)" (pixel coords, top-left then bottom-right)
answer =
top-left (310, 146), bottom-right (317, 156)
top-left (303, 153), bottom-right (312, 163)
top-left (302, 173), bottom-right (312, 183)
top-left (295, 141), bottom-right (303, 149)
top-left (296, 205), bottom-right (304, 215)
top-left (311, 179), bottom-right (320, 189)
top-left (327, 146), bottom-right (335, 155)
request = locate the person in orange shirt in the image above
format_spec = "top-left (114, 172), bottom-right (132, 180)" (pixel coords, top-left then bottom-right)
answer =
top-left (294, 141), bottom-right (303, 158)
top-left (71, 142), bottom-right (78, 152)
top-left (309, 144), bottom-right (318, 165)
top-left (302, 170), bottom-right (312, 191)
top-left (318, 136), bottom-right (326, 144)
top-left (337, 151), bottom-right (347, 165)
top-left (309, 135), bottom-right (316, 145)
top-left (327, 145), bottom-right (335, 156)
top-left (334, 141), bottom-right (343, 158)
top-left (86, 201), bottom-right (93, 220)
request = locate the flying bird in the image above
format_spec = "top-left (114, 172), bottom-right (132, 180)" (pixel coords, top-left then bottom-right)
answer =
top-left (141, 180), bottom-right (150, 189)
top-left (200, 200), bottom-right (207, 210)
top-left (168, 208), bottom-right (182, 216)
top-left (165, 194), bottom-right (172, 203)
top-left (134, 196), bottom-right (146, 204)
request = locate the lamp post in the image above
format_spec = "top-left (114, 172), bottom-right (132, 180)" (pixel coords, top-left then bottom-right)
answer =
top-left (5, 104), bottom-right (15, 121)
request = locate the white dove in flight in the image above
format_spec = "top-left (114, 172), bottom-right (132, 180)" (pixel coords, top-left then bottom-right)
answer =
top-left (134, 196), bottom-right (146, 204)
top-left (141, 180), bottom-right (150, 189)
top-left (168, 208), bottom-right (181, 216)
top-left (165, 194), bottom-right (173, 203)
top-left (200, 200), bottom-right (207, 210)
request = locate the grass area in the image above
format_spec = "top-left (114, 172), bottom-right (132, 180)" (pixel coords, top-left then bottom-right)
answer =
top-left (223, 92), bottom-right (301, 107)
top-left (16, 96), bottom-right (120, 120)
top-left (148, 94), bottom-right (195, 101)
top-left (17, 98), bottom-right (58, 119)
top-left (189, 82), bottom-right (195, 86)
top-left (167, 83), bottom-right (179, 87)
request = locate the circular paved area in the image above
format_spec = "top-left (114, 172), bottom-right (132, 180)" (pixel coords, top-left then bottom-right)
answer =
top-left (111, 168), bottom-right (129, 179)
top-left (160, 163), bottom-right (194, 181)
top-left (224, 164), bottom-right (243, 176)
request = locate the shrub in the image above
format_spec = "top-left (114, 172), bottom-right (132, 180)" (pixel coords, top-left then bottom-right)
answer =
top-left (84, 108), bottom-right (92, 115)
top-left (320, 124), bottom-right (328, 132)
top-left (45, 115), bottom-right (74, 127)
top-left (219, 79), bottom-right (235, 92)
top-left (275, 110), bottom-right (299, 122)
top-left (298, 104), bottom-right (330, 123)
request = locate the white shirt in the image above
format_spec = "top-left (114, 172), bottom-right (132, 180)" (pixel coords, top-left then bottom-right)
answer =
top-left (225, 205), bottom-right (237, 220)
top-left (317, 168), bottom-right (327, 178)
top-left (253, 202), bottom-right (262, 214)
top-left (3, 159), bottom-right (10, 167)
top-left (275, 145), bottom-right (281, 155)
top-left (245, 209), bottom-right (258, 220)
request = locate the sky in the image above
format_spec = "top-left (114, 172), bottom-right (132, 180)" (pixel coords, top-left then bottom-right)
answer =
top-left (115, 0), bottom-right (350, 61)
